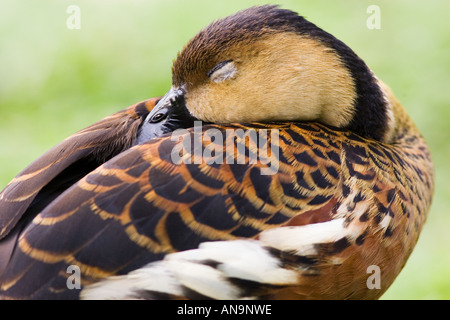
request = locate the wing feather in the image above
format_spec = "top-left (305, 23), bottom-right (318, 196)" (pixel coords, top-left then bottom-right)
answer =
top-left (0, 121), bottom-right (432, 300)
top-left (0, 98), bottom-right (158, 239)
top-left (0, 122), bottom-right (345, 298)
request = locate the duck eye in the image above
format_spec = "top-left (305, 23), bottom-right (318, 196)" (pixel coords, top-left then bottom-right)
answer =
top-left (207, 60), bottom-right (237, 83)
top-left (149, 110), bottom-right (168, 123)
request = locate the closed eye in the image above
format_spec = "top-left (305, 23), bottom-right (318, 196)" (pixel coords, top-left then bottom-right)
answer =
top-left (207, 60), bottom-right (237, 83)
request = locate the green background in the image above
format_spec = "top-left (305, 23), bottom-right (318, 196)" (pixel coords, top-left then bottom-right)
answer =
top-left (0, 0), bottom-right (449, 299)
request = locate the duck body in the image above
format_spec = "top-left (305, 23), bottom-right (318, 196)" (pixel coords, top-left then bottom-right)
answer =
top-left (0, 6), bottom-right (434, 299)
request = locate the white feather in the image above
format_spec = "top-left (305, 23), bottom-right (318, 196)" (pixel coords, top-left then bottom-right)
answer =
top-left (170, 240), bottom-right (298, 285)
top-left (81, 239), bottom-right (298, 300)
top-left (80, 261), bottom-right (183, 300)
top-left (82, 219), bottom-right (364, 299)
top-left (259, 218), bottom-right (348, 255)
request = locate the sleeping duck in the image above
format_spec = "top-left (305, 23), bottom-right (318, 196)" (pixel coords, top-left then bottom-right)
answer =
top-left (0, 5), bottom-right (434, 300)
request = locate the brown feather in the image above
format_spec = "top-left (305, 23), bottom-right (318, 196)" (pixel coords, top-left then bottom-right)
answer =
top-left (0, 98), bottom-right (158, 240)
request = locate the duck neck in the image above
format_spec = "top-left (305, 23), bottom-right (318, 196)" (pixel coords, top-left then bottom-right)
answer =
top-left (377, 80), bottom-right (419, 144)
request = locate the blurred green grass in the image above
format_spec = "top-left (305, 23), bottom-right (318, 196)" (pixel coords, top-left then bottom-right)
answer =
top-left (0, 0), bottom-right (449, 299)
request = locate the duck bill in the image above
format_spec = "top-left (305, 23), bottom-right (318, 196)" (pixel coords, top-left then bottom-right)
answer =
top-left (147, 86), bottom-right (186, 119)
top-left (137, 86), bottom-right (196, 144)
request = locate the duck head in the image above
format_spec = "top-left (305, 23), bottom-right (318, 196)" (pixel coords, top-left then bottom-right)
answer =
top-left (139, 5), bottom-right (395, 143)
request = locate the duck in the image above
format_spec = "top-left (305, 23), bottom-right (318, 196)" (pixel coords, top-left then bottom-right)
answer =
top-left (0, 5), bottom-right (434, 300)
